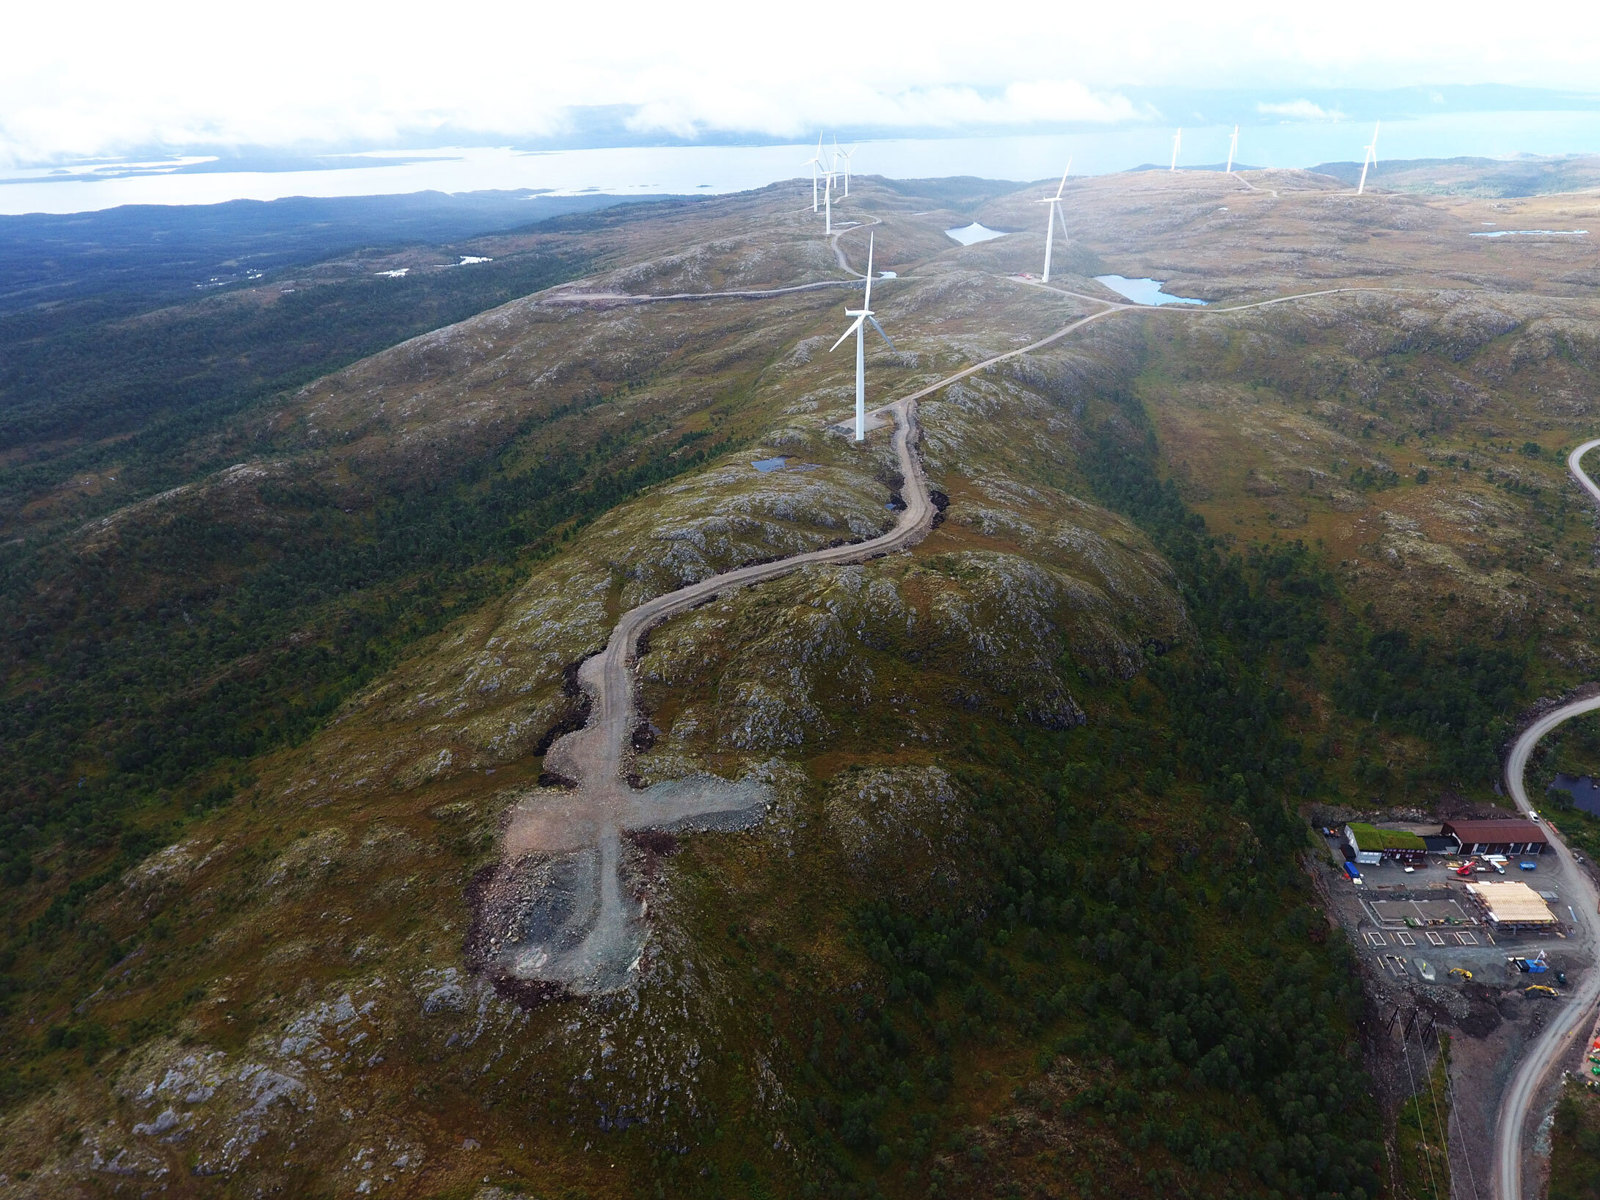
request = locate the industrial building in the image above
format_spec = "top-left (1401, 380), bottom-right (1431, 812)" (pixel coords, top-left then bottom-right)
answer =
top-left (1344, 823), bottom-right (1428, 866)
top-left (1464, 880), bottom-right (1558, 931)
top-left (1443, 819), bottom-right (1548, 857)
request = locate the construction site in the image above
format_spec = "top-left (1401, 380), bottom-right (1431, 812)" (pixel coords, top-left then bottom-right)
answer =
top-left (1315, 820), bottom-right (1594, 1195)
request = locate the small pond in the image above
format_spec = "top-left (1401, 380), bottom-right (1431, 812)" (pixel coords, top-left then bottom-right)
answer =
top-left (945, 223), bottom-right (1006, 246)
top-left (1470, 229), bottom-right (1589, 238)
top-left (752, 456), bottom-right (788, 472)
top-left (1094, 275), bottom-right (1206, 306)
top-left (1550, 774), bottom-right (1600, 817)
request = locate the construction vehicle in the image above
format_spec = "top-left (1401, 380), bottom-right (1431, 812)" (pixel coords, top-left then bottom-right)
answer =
top-left (1525, 985), bottom-right (1559, 997)
top-left (1454, 863), bottom-right (1474, 877)
top-left (1448, 967), bottom-right (1473, 981)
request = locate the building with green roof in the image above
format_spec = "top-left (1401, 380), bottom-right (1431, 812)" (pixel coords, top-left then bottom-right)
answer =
top-left (1344, 823), bottom-right (1428, 865)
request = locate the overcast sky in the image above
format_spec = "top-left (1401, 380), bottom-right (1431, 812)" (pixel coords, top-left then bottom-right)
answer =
top-left (5, 0), bottom-right (1598, 167)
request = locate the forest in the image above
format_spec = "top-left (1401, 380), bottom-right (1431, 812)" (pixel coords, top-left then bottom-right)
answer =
top-left (713, 383), bottom-right (1539, 1197)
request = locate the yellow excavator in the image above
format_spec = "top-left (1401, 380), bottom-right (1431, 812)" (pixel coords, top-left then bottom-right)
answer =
top-left (1448, 967), bottom-right (1473, 982)
top-left (1525, 985), bottom-right (1559, 998)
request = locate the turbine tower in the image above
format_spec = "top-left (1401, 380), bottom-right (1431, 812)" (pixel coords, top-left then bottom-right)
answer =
top-left (804, 133), bottom-right (827, 212)
top-left (1170, 128), bottom-right (1182, 171)
top-left (1356, 121), bottom-right (1381, 195)
top-left (1225, 125), bottom-right (1239, 174)
top-left (830, 233), bottom-right (894, 442)
top-left (1037, 159), bottom-right (1072, 283)
top-left (834, 140), bottom-right (854, 197)
top-left (825, 172), bottom-right (833, 235)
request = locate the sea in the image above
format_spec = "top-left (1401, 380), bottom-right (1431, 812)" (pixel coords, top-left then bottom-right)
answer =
top-left (3, 109), bottom-right (1598, 217)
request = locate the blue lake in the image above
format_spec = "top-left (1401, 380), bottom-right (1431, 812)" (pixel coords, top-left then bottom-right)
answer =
top-left (1470, 229), bottom-right (1588, 238)
top-left (1551, 774), bottom-right (1600, 817)
top-left (946, 222), bottom-right (1006, 246)
top-left (752, 456), bottom-right (788, 472)
top-left (1094, 275), bottom-right (1207, 306)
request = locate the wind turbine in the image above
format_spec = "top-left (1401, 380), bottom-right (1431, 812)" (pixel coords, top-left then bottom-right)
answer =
top-left (824, 171), bottom-right (833, 235)
top-left (1037, 158), bottom-right (1072, 283)
top-left (1356, 121), bottom-right (1381, 195)
top-left (1225, 125), bottom-right (1239, 174)
top-left (834, 140), bottom-right (854, 197)
top-left (830, 233), bottom-right (894, 442)
top-left (804, 133), bottom-right (827, 212)
top-left (1170, 128), bottom-right (1182, 171)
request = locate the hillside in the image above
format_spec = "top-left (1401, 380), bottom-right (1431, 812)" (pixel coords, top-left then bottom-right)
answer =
top-left (4, 166), bottom-right (1600, 1197)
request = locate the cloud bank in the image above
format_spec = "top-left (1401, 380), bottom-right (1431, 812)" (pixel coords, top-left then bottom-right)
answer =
top-left (1256, 100), bottom-right (1348, 121)
top-left (4, 0), bottom-right (1598, 167)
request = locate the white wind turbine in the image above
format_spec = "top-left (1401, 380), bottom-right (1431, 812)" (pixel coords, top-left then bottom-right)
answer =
top-left (830, 233), bottom-right (894, 442)
top-left (804, 133), bottom-right (828, 212)
top-left (1225, 125), bottom-right (1239, 173)
top-left (1037, 158), bottom-right (1072, 283)
top-left (1356, 121), bottom-right (1381, 195)
top-left (1170, 128), bottom-right (1182, 171)
top-left (834, 140), bottom-right (854, 197)
top-left (824, 171), bottom-right (833, 234)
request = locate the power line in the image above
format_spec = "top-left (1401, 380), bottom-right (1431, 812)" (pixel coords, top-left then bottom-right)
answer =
top-left (1416, 1022), bottom-right (1455, 1200)
top-left (1398, 1011), bottom-right (1442, 1200)
top-left (1439, 1031), bottom-right (1482, 1200)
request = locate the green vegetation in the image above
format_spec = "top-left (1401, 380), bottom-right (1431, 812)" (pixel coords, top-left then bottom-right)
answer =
top-left (0, 246), bottom-right (589, 522)
top-left (714, 390), bottom-right (1391, 1198)
top-left (0, 415), bottom-right (743, 954)
top-left (1345, 823), bottom-right (1427, 851)
top-left (1530, 711), bottom-right (1600, 861)
top-left (1552, 1081), bottom-right (1600, 1200)
top-left (1395, 1039), bottom-right (1452, 1200)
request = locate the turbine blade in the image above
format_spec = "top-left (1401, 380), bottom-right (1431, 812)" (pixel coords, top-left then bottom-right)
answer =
top-left (863, 233), bottom-right (875, 305)
top-left (830, 315), bottom-right (866, 353)
top-left (868, 316), bottom-right (895, 351)
top-left (1055, 162), bottom-right (1070, 198)
top-left (1056, 203), bottom-right (1071, 242)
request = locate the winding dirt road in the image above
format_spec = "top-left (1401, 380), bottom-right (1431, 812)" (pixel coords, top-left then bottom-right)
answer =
top-left (541, 279), bottom-right (858, 305)
top-left (497, 198), bottom-right (1600, 1194)
top-left (505, 389), bottom-right (937, 991)
top-left (1493, 440), bottom-right (1600, 1200)
top-left (497, 225), bottom-right (1499, 997)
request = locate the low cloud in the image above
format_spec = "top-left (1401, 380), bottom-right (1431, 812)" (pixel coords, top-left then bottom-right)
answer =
top-left (623, 80), bottom-right (1148, 141)
top-left (1256, 99), bottom-right (1348, 121)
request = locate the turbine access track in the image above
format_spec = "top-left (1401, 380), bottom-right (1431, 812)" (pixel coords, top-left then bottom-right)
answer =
top-left (475, 224), bottom-right (1528, 1008)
